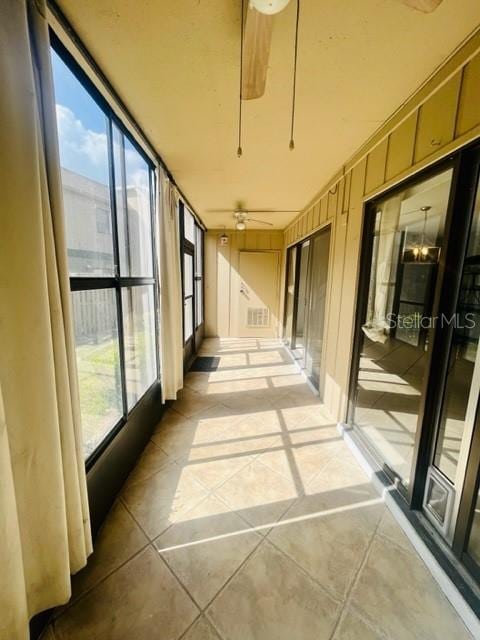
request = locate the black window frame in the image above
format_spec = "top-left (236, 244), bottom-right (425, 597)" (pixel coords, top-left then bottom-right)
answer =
top-left (195, 224), bottom-right (204, 330)
top-left (51, 33), bottom-right (160, 469)
top-left (179, 200), bottom-right (204, 358)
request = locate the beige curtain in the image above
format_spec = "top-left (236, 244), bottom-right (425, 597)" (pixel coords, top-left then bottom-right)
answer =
top-left (156, 167), bottom-right (184, 400)
top-left (0, 1), bottom-right (92, 638)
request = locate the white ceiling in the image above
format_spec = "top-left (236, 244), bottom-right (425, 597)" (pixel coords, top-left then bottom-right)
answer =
top-left (56, 0), bottom-right (480, 229)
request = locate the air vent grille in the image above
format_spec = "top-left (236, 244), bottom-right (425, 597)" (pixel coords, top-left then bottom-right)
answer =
top-left (247, 307), bottom-right (270, 328)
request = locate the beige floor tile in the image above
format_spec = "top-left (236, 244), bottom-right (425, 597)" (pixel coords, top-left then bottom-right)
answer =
top-left (306, 449), bottom-right (374, 497)
top-left (121, 462), bottom-right (209, 539)
top-left (350, 536), bottom-right (473, 639)
top-left (333, 607), bottom-right (385, 639)
top-left (178, 453), bottom-right (254, 491)
top-left (54, 547), bottom-right (198, 640)
top-left (207, 542), bottom-right (340, 640)
top-left (155, 495), bottom-right (261, 608)
top-left (71, 501), bottom-right (148, 600)
top-left (214, 459), bottom-right (299, 530)
top-left (268, 479), bottom-right (383, 600)
top-left (173, 387), bottom-right (218, 418)
top-left (123, 440), bottom-right (171, 487)
top-left (183, 371), bottom-right (210, 392)
top-left (377, 509), bottom-right (414, 554)
top-left (182, 616), bottom-right (221, 640)
top-left (154, 407), bottom-right (195, 431)
top-left (257, 440), bottom-right (342, 489)
top-left (151, 407), bottom-right (235, 461)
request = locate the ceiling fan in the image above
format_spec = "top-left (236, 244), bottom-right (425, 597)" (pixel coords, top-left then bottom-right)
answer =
top-left (207, 205), bottom-right (299, 230)
top-left (241, 0), bottom-right (445, 101)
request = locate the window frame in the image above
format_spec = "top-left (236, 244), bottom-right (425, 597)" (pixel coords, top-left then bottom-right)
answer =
top-left (51, 34), bottom-right (160, 469)
top-left (194, 224), bottom-right (204, 329)
top-left (180, 201), bottom-right (204, 350)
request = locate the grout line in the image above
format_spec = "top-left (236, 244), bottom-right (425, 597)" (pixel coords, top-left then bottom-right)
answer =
top-left (52, 538), bottom-right (151, 623)
top-left (202, 533), bottom-right (266, 614)
top-left (327, 514), bottom-right (385, 640)
top-left (265, 536), bottom-right (343, 607)
top-left (151, 539), bottom-right (203, 618)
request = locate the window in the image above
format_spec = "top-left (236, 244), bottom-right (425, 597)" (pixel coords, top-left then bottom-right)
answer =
top-left (195, 224), bottom-right (204, 327)
top-left (181, 204), bottom-right (204, 346)
top-left (96, 208), bottom-right (110, 234)
top-left (52, 45), bottom-right (158, 459)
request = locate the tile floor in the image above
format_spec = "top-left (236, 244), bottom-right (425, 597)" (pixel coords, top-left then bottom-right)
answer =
top-left (45, 338), bottom-right (473, 640)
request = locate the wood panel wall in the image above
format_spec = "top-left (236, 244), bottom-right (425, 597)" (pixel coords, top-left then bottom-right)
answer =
top-left (284, 31), bottom-right (480, 421)
top-left (205, 230), bottom-right (284, 337)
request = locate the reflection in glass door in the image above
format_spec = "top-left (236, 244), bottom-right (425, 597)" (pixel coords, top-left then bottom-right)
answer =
top-left (304, 228), bottom-right (331, 394)
top-left (350, 168), bottom-right (453, 487)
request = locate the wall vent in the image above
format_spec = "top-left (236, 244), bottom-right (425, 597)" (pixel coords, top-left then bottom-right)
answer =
top-left (247, 307), bottom-right (270, 328)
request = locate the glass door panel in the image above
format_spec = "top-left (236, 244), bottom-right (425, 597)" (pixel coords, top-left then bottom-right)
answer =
top-left (293, 240), bottom-right (310, 359)
top-left (433, 183), bottom-right (480, 484)
top-left (283, 247), bottom-right (296, 346)
top-left (305, 227), bottom-right (331, 394)
top-left (351, 169), bottom-right (453, 486)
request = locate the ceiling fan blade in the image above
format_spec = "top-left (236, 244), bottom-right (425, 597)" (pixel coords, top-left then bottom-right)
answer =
top-left (396, 0), bottom-right (443, 12)
top-left (246, 217), bottom-right (274, 226)
top-left (205, 209), bottom-right (238, 213)
top-left (242, 6), bottom-right (273, 100)
top-left (243, 209), bottom-right (299, 213)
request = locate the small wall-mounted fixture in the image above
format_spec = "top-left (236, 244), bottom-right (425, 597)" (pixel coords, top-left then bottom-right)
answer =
top-left (250, 0), bottom-right (291, 15)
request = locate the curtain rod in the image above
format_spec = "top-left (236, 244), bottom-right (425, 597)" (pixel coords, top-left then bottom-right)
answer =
top-left (46, 0), bottom-right (206, 232)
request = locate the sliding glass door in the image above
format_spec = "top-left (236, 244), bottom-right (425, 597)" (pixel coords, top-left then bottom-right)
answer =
top-left (293, 240), bottom-right (310, 359)
top-left (348, 145), bottom-right (480, 590)
top-left (304, 227), bottom-right (331, 394)
top-left (350, 168), bottom-right (452, 487)
top-left (283, 246), bottom-right (297, 346)
top-left (285, 226), bottom-right (331, 395)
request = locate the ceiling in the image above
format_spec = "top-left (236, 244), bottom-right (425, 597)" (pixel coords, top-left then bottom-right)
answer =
top-left (55, 0), bottom-right (480, 229)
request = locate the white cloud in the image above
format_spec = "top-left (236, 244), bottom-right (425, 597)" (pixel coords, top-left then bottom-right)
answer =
top-left (55, 104), bottom-right (108, 183)
top-left (55, 103), bottom-right (150, 192)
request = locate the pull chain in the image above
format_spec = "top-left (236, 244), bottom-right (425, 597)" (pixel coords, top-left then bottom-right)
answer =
top-left (238, 0), bottom-right (245, 157)
top-left (289, 0), bottom-right (300, 150)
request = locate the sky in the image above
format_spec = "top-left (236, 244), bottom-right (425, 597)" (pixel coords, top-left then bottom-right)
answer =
top-left (51, 49), bottom-right (149, 190)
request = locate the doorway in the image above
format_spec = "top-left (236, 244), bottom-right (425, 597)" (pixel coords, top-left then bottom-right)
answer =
top-left (234, 250), bottom-right (280, 338)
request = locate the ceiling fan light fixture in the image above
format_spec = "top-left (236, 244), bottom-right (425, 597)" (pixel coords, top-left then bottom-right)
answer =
top-left (250, 0), bottom-right (290, 15)
top-left (236, 221), bottom-right (247, 231)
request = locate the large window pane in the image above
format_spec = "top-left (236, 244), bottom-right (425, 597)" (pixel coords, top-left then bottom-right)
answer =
top-left (184, 207), bottom-right (195, 244)
top-left (113, 127), bottom-right (153, 277)
top-left (72, 289), bottom-right (123, 457)
top-left (184, 298), bottom-right (193, 342)
top-left (196, 279), bottom-right (203, 327)
top-left (52, 50), bottom-right (114, 277)
top-left (184, 253), bottom-right (193, 297)
top-left (195, 225), bottom-right (203, 275)
top-left (352, 169), bottom-right (453, 485)
top-left (122, 286), bottom-right (157, 409)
